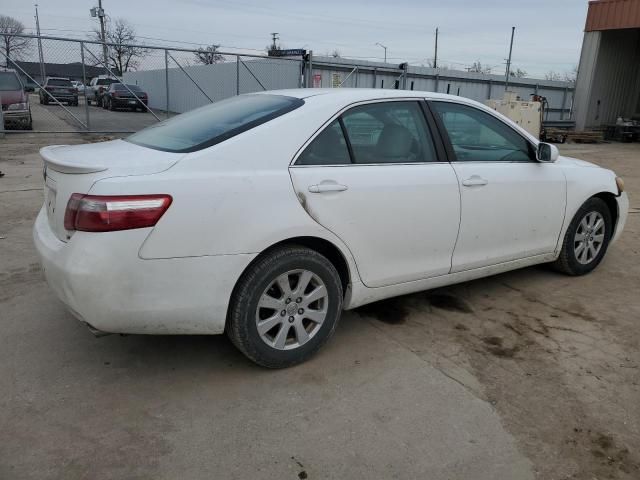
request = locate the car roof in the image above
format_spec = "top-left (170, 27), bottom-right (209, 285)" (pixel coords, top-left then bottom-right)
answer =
top-left (257, 88), bottom-right (486, 106)
top-left (254, 88), bottom-right (539, 144)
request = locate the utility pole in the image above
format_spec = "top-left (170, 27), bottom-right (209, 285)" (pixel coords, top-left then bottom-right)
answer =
top-left (504, 26), bottom-right (515, 91)
top-left (91, 1), bottom-right (109, 72)
top-left (270, 32), bottom-right (279, 50)
top-left (34, 3), bottom-right (46, 82)
top-left (433, 27), bottom-right (439, 69)
top-left (375, 42), bottom-right (387, 63)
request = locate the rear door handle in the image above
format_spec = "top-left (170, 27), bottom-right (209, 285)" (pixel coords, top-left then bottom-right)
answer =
top-left (308, 183), bottom-right (349, 193)
top-left (461, 175), bottom-right (488, 187)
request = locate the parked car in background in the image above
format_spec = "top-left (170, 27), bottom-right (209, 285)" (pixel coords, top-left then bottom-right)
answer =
top-left (0, 68), bottom-right (32, 130)
top-left (102, 83), bottom-right (148, 112)
top-left (87, 75), bottom-right (120, 107)
top-left (71, 81), bottom-right (85, 94)
top-left (33, 89), bottom-right (628, 368)
top-left (39, 77), bottom-right (78, 106)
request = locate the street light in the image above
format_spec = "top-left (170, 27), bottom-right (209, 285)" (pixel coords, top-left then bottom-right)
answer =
top-left (375, 42), bottom-right (387, 63)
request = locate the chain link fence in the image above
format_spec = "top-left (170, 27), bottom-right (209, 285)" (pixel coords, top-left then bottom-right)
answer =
top-left (1, 33), bottom-right (575, 135)
top-left (0, 33), bottom-right (304, 134)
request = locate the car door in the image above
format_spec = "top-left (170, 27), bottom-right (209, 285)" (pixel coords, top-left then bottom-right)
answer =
top-left (429, 100), bottom-right (566, 273)
top-left (289, 99), bottom-right (461, 288)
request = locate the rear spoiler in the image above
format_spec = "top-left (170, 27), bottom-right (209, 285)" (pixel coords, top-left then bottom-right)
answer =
top-left (40, 145), bottom-right (108, 174)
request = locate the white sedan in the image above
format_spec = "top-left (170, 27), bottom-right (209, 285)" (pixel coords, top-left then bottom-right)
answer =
top-left (34, 89), bottom-right (629, 367)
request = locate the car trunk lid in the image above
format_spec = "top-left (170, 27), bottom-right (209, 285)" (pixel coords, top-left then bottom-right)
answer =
top-left (41, 139), bottom-right (184, 242)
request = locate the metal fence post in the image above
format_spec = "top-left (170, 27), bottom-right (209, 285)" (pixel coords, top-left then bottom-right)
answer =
top-left (236, 56), bottom-right (240, 95)
top-left (80, 42), bottom-right (90, 131)
top-left (307, 51), bottom-right (313, 88)
top-left (0, 93), bottom-right (4, 138)
top-left (164, 50), bottom-right (170, 118)
top-left (560, 86), bottom-right (568, 120)
top-left (372, 68), bottom-right (377, 88)
top-left (487, 79), bottom-right (492, 99)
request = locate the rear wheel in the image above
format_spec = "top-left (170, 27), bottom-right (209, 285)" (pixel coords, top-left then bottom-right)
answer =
top-left (227, 246), bottom-right (343, 368)
top-left (553, 197), bottom-right (612, 275)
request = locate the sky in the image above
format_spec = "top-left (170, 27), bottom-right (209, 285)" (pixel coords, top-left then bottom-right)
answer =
top-left (2, 0), bottom-right (590, 78)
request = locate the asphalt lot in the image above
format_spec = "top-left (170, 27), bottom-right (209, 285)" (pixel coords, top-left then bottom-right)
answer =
top-left (1, 134), bottom-right (639, 479)
top-left (17, 93), bottom-right (161, 132)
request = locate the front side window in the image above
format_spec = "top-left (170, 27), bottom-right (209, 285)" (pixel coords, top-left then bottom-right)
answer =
top-left (127, 94), bottom-right (304, 153)
top-left (342, 102), bottom-right (437, 164)
top-left (432, 101), bottom-right (533, 162)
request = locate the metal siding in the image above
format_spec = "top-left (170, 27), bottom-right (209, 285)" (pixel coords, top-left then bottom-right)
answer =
top-left (586, 0), bottom-right (640, 31)
top-left (583, 29), bottom-right (640, 126)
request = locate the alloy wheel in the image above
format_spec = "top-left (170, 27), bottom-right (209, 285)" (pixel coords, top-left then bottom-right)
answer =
top-left (574, 211), bottom-right (605, 265)
top-left (255, 269), bottom-right (328, 350)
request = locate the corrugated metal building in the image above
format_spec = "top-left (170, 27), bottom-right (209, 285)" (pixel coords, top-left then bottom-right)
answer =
top-left (573, 0), bottom-right (640, 129)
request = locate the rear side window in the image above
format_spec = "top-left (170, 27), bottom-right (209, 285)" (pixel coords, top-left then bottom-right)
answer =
top-left (127, 94), bottom-right (304, 153)
top-left (0, 72), bottom-right (21, 90)
top-left (342, 102), bottom-right (436, 163)
top-left (296, 101), bottom-right (438, 166)
top-left (48, 79), bottom-right (71, 86)
top-left (297, 120), bottom-right (351, 166)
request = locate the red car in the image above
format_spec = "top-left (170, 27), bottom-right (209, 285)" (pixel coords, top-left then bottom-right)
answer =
top-left (0, 68), bottom-right (32, 130)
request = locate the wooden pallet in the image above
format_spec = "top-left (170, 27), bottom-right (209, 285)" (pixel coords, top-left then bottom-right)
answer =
top-left (544, 128), bottom-right (604, 144)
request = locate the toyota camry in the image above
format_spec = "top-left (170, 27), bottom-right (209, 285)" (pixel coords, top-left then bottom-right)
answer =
top-left (33, 89), bottom-right (629, 368)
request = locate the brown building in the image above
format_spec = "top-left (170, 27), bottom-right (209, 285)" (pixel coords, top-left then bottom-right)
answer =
top-left (573, 0), bottom-right (640, 129)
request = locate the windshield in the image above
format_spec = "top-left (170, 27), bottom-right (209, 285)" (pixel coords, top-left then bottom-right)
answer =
top-left (126, 94), bottom-right (304, 153)
top-left (48, 79), bottom-right (72, 86)
top-left (0, 72), bottom-right (22, 91)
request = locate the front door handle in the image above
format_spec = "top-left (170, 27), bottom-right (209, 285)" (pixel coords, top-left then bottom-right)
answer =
top-left (308, 183), bottom-right (349, 193)
top-left (461, 175), bottom-right (488, 187)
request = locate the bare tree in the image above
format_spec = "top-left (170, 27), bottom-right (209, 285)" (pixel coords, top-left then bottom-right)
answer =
top-left (544, 70), bottom-right (563, 81)
top-left (510, 67), bottom-right (528, 78)
top-left (193, 44), bottom-right (224, 65)
top-left (93, 18), bottom-right (147, 75)
top-left (0, 15), bottom-right (31, 68)
top-left (467, 60), bottom-right (491, 74)
top-left (563, 65), bottom-right (578, 84)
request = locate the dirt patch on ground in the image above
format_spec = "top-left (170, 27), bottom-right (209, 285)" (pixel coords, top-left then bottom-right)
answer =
top-left (357, 142), bottom-right (640, 480)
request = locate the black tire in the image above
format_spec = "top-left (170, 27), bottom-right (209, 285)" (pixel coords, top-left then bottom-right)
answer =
top-left (553, 197), bottom-right (613, 276)
top-left (227, 245), bottom-right (343, 368)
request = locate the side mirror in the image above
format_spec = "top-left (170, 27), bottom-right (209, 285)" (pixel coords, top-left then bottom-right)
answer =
top-left (537, 142), bottom-right (559, 163)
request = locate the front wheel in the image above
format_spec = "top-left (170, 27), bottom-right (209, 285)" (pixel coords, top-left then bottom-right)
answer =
top-left (553, 197), bottom-right (612, 275)
top-left (227, 246), bottom-right (343, 368)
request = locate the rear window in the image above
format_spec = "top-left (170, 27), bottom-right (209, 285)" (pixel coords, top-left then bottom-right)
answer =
top-left (126, 94), bottom-right (304, 153)
top-left (97, 78), bottom-right (119, 86)
top-left (115, 84), bottom-right (142, 91)
top-left (48, 78), bottom-right (71, 86)
top-left (0, 72), bottom-right (22, 91)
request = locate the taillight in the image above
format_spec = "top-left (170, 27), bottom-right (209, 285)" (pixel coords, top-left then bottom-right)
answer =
top-left (64, 194), bottom-right (172, 232)
top-left (98, 86), bottom-right (104, 93)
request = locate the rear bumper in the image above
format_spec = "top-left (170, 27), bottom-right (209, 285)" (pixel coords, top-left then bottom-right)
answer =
top-left (611, 192), bottom-right (629, 245)
top-left (33, 207), bottom-right (256, 335)
top-left (112, 98), bottom-right (147, 108)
